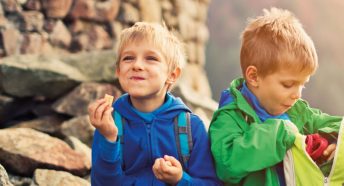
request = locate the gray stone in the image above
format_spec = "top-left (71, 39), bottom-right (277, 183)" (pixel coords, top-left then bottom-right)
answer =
top-left (19, 11), bottom-right (44, 32)
top-left (49, 20), bottom-right (72, 48)
top-left (0, 95), bottom-right (36, 125)
top-left (20, 33), bottom-right (45, 54)
top-left (41, 0), bottom-right (73, 18)
top-left (68, 0), bottom-right (120, 22)
top-left (7, 173), bottom-right (32, 186)
top-left (24, 0), bottom-right (41, 11)
top-left (138, 0), bottom-right (161, 22)
top-left (178, 13), bottom-right (196, 41)
top-left (61, 50), bottom-right (118, 82)
top-left (11, 115), bottom-right (65, 136)
top-left (0, 55), bottom-right (86, 99)
top-left (0, 27), bottom-right (21, 56)
top-left (65, 136), bottom-right (91, 169)
top-left (0, 164), bottom-right (13, 186)
top-left (61, 115), bottom-right (95, 147)
top-left (119, 2), bottom-right (140, 24)
top-left (2, 0), bottom-right (22, 13)
top-left (0, 128), bottom-right (90, 176)
top-left (172, 64), bottom-right (217, 117)
top-left (32, 169), bottom-right (90, 186)
top-left (53, 82), bottom-right (121, 117)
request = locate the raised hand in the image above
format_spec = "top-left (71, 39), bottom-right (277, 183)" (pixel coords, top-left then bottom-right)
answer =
top-left (152, 155), bottom-right (183, 185)
top-left (88, 98), bottom-right (117, 142)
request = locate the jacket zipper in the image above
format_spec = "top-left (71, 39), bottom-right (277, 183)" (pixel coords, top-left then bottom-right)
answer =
top-left (146, 123), bottom-right (153, 164)
top-left (324, 120), bottom-right (344, 186)
top-left (324, 177), bottom-right (328, 186)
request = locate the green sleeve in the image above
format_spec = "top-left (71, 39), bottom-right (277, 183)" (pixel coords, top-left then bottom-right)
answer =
top-left (301, 103), bottom-right (342, 135)
top-left (209, 109), bottom-right (295, 184)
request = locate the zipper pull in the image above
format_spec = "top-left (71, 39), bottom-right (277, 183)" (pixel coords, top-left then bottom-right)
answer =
top-left (324, 177), bottom-right (328, 184)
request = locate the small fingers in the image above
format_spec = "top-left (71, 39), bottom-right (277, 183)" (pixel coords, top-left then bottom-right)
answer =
top-left (327, 150), bottom-right (336, 161)
top-left (152, 159), bottom-right (164, 180)
top-left (104, 106), bottom-right (114, 123)
top-left (88, 99), bottom-right (106, 126)
top-left (324, 144), bottom-right (337, 161)
top-left (159, 159), bottom-right (169, 173)
top-left (152, 158), bottom-right (161, 172)
top-left (164, 155), bottom-right (181, 168)
top-left (323, 144), bottom-right (336, 156)
top-left (95, 100), bottom-right (110, 122)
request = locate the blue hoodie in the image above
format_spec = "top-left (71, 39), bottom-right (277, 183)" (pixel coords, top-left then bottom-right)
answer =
top-left (91, 93), bottom-right (222, 186)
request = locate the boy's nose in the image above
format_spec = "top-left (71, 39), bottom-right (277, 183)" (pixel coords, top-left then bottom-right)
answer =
top-left (132, 59), bottom-right (144, 70)
top-left (291, 87), bottom-right (302, 99)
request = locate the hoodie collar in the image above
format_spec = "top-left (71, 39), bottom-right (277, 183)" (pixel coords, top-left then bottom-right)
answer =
top-left (219, 78), bottom-right (289, 122)
top-left (130, 94), bottom-right (173, 123)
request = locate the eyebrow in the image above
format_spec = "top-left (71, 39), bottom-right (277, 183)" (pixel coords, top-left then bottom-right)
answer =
top-left (281, 79), bottom-right (309, 85)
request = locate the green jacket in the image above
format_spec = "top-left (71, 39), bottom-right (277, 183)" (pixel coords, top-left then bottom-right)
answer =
top-left (209, 78), bottom-right (341, 186)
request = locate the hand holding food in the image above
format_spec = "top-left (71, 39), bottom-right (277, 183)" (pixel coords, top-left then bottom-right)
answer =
top-left (88, 94), bottom-right (117, 142)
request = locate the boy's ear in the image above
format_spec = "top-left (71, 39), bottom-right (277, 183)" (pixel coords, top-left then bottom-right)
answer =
top-left (166, 67), bottom-right (181, 84)
top-left (245, 65), bottom-right (259, 87)
top-left (115, 67), bottom-right (120, 77)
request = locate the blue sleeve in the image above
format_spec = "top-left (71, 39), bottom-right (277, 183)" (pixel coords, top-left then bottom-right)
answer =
top-left (176, 114), bottom-right (223, 186)
top-left (91, 130), bottom-right (134, 186)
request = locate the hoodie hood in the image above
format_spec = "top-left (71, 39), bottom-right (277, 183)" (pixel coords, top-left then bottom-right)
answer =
top-left (218, 89), bottom-right (234, 108)
top-left (114, 93), bottom-right (191, 123)
top-left (218, 78), bottom-right (290, 122)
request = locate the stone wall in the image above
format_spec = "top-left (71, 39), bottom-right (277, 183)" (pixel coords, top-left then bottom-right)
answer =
top-left (0, 0), bottom-right (217, 185)
top-left (0, 0), bottom-right (209, 66)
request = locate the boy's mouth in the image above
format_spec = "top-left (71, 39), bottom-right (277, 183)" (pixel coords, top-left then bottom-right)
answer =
top-left (283, 104), bottom-right (293, 109)
top-left (130, 76), bottom-right (145, 80)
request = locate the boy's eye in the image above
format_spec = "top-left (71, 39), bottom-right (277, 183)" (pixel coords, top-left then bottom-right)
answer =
top-left (146, 56), bottom-right (159, 61)
top-left (282, 82), bottom-right (294, 88)
top-left (122, 56), bottom-right (134, 61)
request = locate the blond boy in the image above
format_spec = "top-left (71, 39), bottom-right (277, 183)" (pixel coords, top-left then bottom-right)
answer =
top-left (89, 22), bottom-right (222, 186)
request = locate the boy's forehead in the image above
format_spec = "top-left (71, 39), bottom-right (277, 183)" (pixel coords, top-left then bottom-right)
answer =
top-left (270, 68), bottom-right (311, 81)
top-left (121, 40), bottom-right (163, 54)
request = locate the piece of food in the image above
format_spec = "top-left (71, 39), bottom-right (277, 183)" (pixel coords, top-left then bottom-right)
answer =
top-left (104, 94), bottom-right (114, 105)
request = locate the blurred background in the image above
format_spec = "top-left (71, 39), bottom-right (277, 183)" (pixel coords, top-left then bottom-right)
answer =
top-left (206, 0), bottom-right (344, 115)
top-left (0, 0), bottom-right (344, 185)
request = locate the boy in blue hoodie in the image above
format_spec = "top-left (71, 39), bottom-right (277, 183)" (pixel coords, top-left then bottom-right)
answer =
top-left (88, 22), bottom-right (222, 186)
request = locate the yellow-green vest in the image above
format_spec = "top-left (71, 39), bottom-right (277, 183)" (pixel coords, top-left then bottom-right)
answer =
top-left (284, 118), bottom-right (344, 186)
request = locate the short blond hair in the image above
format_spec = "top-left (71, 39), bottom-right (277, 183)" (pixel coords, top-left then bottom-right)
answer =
top-left (240, 7), bottom-right (318, 78)
top-left (116, 22), bottom-right (186, 73)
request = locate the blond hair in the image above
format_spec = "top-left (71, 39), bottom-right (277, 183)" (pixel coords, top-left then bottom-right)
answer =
top-left (116, 22), bottom-right (186, 73)
top-left (240, 7), bottom-right (318, 78)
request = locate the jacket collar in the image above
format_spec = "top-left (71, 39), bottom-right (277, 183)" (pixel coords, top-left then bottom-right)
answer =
top-left (225, 78), bottom-right (308, 125)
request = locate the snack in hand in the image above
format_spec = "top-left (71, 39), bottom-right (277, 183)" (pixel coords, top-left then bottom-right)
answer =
top-left (104, 94), bottom-right (114, 105)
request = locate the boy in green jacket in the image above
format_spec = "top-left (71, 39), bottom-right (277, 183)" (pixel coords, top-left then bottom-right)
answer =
top-left (209, 7), bottom-right (342, 186)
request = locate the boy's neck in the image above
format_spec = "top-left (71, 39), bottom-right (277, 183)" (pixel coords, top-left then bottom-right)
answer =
top-left (129, 94), bottom-right (166, 113)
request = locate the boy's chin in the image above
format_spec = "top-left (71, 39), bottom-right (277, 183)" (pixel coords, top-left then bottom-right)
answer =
top-left (269, 110), bottom-right (287, 116)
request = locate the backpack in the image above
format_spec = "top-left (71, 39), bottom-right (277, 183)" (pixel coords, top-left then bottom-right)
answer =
top-left (113, 111), bottom-right (193, 170)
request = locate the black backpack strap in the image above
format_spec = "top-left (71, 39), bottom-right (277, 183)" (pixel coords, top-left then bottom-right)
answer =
top-left (174, 112), bottom-right (193, 170)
